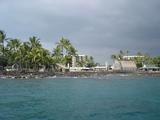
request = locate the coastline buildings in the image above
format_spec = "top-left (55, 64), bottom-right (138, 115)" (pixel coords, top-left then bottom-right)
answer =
top-left (56, 53), bottom-right (156, 73)
top-left (70, 54), bottom-right (93, 72)
top-left (120, 61), bottom-right (137, 71)
top-left (70, 55), bottom-right (109, 72)
top-left (139, 64), bottom-right (160, 72)
top-left (55, 54), bottom-right (96, 72)
top-left (93, 62), bottom-right (108, 72)
top-left (111, 55), bottom-right (146, 72)
top-left (112, 60), bottom-right (137, 72)
top-left (72, 55), bottom-right (88, 67)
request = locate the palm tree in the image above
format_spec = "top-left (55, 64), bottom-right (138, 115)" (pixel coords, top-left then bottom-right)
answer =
top-left (119, 50), bottom-right (124, 56)
top-left (85, 56), bottom-right (95, 67)
top-left (153, 56), bottom-right (160, 67)
top-left (27, 47), bottom-right (41, 70)
top-left (53, 45), bottom-right (62, 56)
top-left (59, 37), bottom-right (70, 56)
top-left (6, 39), bottom-right (21, 51)
top-left (53, 37), bottom-right (77, 66)
top-left (119, 50), bottom-right (124, 60)
top-left (0, 30), bottom-right (6, 56)
top-left (137, 52), bottom-right (142, 56)
top-left (28, 36), bottom-right (42, 49)
top-left (39, 48), bottom-right (51, 66)
top-left (126, 50), bottom-right (129, 56)
top-left (111, 54), bottom-right (117, 60)
top-left (18, 42), bottom-right (31, 70)
top-left (24, 36), bottom-right (43, 71)
top-left (27, 46), bottom-right (52, 71)
top-left (67, 45), bottom-right (77, 56)
top-left (55, 37), bottom-right (77, 56)
top-left (6, 39), bottom-right (22, 66)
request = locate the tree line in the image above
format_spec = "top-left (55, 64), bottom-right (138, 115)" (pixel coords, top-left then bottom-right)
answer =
top-left (0, 30), bottom-right (96, 72)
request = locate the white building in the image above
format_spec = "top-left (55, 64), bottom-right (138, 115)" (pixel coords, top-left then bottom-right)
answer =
top-left (112, 60), bottom-right (137, 72)
top-left (72, 54), bottom-right (88, 67)
top-left (123, 55), bottom-right (144, 60)
top-left (70, 54), bottom-right (89, 72)
top-left (139, 64), bottom-right (160, 72)
top-left (69, 67), bottom-right (93, 72)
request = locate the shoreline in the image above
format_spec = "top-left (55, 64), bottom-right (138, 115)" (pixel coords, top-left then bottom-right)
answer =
top-left (0, 71), bottom-right (160, 79)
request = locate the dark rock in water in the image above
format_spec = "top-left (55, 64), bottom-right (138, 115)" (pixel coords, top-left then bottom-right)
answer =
top-left (1, 71), bottom-right (160, 79)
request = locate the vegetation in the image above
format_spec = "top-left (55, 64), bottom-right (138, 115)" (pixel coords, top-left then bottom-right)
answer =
top-left (111, 50), bottom-right (129, 60)
top-left (1, 30), bottom-right (159, 73)
top-left (76, 56), bottom-right (96, 67)
top-left (0, 30), bottom-right (7, 56)
top-left (53, 37), bottom-right (77, 67)
top-left (0, 30), bottom-right (96, 72)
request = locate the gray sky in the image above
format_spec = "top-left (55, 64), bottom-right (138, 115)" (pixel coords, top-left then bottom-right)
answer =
top-left (0, 0), bottom-right (160, 64)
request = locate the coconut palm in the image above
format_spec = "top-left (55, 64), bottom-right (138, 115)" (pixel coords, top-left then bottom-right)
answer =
top-left (111, 54), bottom-right (117, 60)
top-left (28, 36), bottom-right (42, 49)
top-left (58, 37), bottom-right (70, 56)
top-left (0, 30), bottom-right (6, 56)
top-left (55, 37), bottom-right (77, 56)
top-left (85, 56), bottom-right (96, 67)
top-left (27, 47), bottom-right (41, 70)
top-left (5, 39), bottom-right (22, 65)
top-left (53, 37), bottom-right (77, 66)
top-left (118, 50), bottom-right (124, 60)
top-left (18, 42), bottom-right (31, 70)
top-left (126, 50), bottom-right (129, 56)
top-left (6, 39), bottom-right (21, 51)
top-left (137, 52), bottom-right (142, 56)
top-left (27, 46), bottom-right (52, 71)
top-left (67, 45), bottom-right (77, 56)
top-left (153, 56), bottom-right (160, 67)
top-left (53, 45), bottom-right (62, 56)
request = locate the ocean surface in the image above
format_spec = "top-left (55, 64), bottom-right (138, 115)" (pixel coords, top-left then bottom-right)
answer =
top-left (0, 75), bottom-right (160, 120)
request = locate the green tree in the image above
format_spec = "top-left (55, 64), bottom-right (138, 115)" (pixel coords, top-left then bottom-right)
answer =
top-left (26, 37), bottom-right (53, 71)
top-left (0, 30), bottom-right (6, 56)
top-left (85, 56), bottom-right (96, 67)
top-left (0, 56), bottom-right (8, 67)
top-left (137, 52), bottom-right (143, 56)
top-left (126, 50), bottom-right (129, 56)
top-left (6, 39), bottom-right (22, 65)
top-left (111, 54), bottom-right (117, 60)
top-left (152, 56), bottom-right (160, 67)
top-left (53, 37), bottom-right (77, 66)
top-left (28, 36), bottom-right (42, 49)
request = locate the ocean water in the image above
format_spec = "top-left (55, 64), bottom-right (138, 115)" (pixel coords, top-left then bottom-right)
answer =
top-left (0, 76), bottom-right (160, 120)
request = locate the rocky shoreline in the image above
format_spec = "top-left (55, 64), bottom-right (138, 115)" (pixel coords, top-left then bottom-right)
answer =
top-left (0, 71), bottom-right (56, 79)
top-left (0, 71), bottom-right (160, 79)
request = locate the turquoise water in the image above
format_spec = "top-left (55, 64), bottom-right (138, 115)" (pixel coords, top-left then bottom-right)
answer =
top-left (0, 76), bottom-right (160, 120)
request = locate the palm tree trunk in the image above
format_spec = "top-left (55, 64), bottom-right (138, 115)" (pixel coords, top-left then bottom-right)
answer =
top-left (2, 41), bottom-right (4, 56)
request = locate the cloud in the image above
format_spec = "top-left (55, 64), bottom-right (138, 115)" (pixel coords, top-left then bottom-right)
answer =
top-left (0, 0), bottom-right (160, 63)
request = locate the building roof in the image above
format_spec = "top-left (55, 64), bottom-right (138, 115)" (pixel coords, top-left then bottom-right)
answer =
top-left (123, 55), bottom-right (144, 58)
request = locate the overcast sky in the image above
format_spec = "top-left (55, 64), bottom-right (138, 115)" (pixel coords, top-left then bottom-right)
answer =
top-left (0, 0), bottom-right (160, 64)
